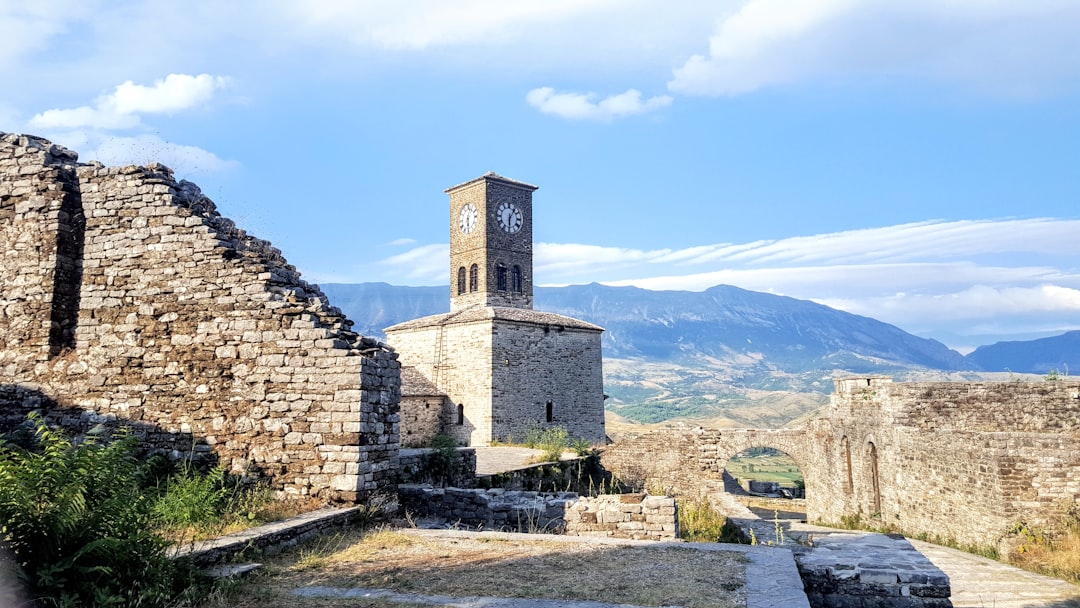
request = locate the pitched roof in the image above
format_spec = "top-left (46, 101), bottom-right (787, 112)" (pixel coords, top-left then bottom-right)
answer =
top-left (384, 306), bottom-right (603, 333)
top-left (399, 366), bottom-right (445, 397)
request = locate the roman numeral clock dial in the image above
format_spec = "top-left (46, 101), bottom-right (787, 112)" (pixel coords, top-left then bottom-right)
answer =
top-left (496, 201), bottom-right (523, 233)
top-left (458, 204), bottom-right (478, 234)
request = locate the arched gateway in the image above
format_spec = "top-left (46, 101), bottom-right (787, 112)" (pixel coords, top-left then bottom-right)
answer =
top-left (601, 376), bottom-right (1080, 550)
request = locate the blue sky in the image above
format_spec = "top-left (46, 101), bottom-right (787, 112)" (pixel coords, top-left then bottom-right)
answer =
top-left (3, 0), bottom-right (1079, 352)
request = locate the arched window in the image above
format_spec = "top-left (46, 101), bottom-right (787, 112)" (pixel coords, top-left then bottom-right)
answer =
top-left (496, 264), bottom-right (508, 291)
top-left (546, 400), bottom-right (554, 423)
top-left (469, 264), bottom-right (478, 292)
top-left (457, 404), bottom-right (465, 425)
top-left (457, 267), bottom-right (466, 295)
top-left (511, 265), bottom-right (522, 293)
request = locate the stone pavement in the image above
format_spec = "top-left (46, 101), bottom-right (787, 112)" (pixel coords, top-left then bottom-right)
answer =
top-left (473, 447), bottom-right (575, 476)
top-left (908, 539), bottom-right (1080, 608)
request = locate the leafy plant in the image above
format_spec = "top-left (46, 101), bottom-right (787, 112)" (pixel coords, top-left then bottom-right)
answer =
top-left (0, 414), bottom-right (203, 607)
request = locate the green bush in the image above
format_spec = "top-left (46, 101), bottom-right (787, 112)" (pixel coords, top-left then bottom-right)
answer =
top-left (0, 414), bottom-right (203, 607)
top-left (152, 464), bottom-right (229, 534)
top-left (522, 426), bottom-right (570, 462)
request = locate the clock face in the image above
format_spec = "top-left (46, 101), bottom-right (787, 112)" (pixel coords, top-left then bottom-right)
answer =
top-left (496, 201), bottom-right (524, 234)
top-left (458, 204), bottom-right (478, 234)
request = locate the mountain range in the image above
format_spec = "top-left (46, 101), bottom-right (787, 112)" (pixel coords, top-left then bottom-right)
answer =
top-left (321, 282), bottom-right (1076, 427)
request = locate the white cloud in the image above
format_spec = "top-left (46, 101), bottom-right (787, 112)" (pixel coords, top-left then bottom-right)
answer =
top-left (29, 74), bottom-right (230, 130)
top-left (388, 238), bottom-right (418, 246)
top-left (669, 0), bottom-right (1080, 97)
top-left (83, 134), bottom-right (238, 174)
top-left (526, 87), bottom-right (673, 121)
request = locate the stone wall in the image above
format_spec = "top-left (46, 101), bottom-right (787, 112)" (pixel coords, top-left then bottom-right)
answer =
top-left (563, 493), bottom-right (678, 541)
top-left (397, 485), bottom-right (677, 540)
top-left (0, 133), bottom-right (400, 501)
top-left (397, 447), bottom-right (477, 488)
top-left (814, 377), bottom-right (1080, 549)
top-left (387, 308), bottom-right (605, 446)
top-left (602, 378), bottom-right (1080, 550)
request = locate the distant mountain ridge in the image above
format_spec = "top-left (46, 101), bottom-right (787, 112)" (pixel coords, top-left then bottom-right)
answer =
top-left (320, 281), bottom-right (1070, 426)
top-left (965, 330), bottom-right (1080, 374)
top-left (322, 281), bottom-right (969, 374)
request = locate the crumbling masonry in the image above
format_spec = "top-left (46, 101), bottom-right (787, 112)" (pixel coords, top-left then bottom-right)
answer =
top-left (0, 133), bottom-right (400, 501)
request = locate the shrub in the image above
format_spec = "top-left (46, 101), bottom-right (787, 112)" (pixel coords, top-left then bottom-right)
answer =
top-left (678, 496), bottom-right (748, 544)
top-left (0, 414), bottom-right (203, 607)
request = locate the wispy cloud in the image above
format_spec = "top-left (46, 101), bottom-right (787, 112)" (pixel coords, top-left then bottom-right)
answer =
top-left (669, 1), bottom-right (1080, 97)
top-left (379, 243), bottom-right (449, 281)
top-left (388, 238), bottom-right (418, 246)
top-left (526, 87), bottom-right (673, 121)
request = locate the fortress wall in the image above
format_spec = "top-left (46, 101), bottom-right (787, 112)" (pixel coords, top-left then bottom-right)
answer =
top-left (825, 378), bottom-right (1080, 548)
top-left (0, 133), bottom-right (399, 502)
top-left (0, 134), bottom-right (82, 363)
top-left (490, 321), bottom-right (605, 444)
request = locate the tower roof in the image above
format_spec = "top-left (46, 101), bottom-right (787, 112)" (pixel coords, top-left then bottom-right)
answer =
top-left (444, 171), bottom-right (538, 194)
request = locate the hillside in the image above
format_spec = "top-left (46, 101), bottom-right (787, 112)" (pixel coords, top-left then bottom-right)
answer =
top-left (321, 282), bottom-right (976, 427)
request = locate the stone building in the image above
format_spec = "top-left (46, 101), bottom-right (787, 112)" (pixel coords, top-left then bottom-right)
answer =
top-left (0, 133), bottom-right (400, 501)
top-left (385, 173), bottom-right (606, 447)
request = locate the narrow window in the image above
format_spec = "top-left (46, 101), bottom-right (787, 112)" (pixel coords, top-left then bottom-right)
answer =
top-left (469, 264), bottom-right (478, 292)
top-left (457, 404), bottom-right (465, 425)
top-left (496, 264), bottom-right (507, 291)
top-left (868, 441), bottom-right (881, 514)
top-left (511, 265), bottom-right (522, 293)
top-left (841, 436), bottom-right (853, 495)
top-left (545, 401), bottom-right (553, 423)
top-left (457, 266), bottom-right (466, 295)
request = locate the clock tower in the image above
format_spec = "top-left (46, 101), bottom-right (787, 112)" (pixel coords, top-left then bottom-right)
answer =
top-left (447, 172), bottom-right (536, 311)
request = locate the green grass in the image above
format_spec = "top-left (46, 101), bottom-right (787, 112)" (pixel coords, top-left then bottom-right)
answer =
top-left (726, 452), bottom-right (804, 487)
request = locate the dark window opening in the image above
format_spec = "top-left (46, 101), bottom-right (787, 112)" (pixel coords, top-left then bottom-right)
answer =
top-left (469, 264), bottom-right (478, 292)
top-left (868, 441), bottom-right (881, 514)
top-left (457, 404), bottom-right (465, 425)
top-left (511, 265), bottom-right (522, 293)
top-left (842, 436), bottom-right (853, 495)
top-left (496, 264), bottom-right (507, 291)
top-left (457, 266), bottom-right (466, 295)
top-left (545, 401), bottom-right (553, 423)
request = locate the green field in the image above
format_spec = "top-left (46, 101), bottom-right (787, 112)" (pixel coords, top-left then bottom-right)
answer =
top-left (726, 449), bottom-right (804, 487)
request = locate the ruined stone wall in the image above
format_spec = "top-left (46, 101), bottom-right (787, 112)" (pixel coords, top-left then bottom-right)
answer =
top-left (817, 377), bottom-right (1080, 548)
top-left (397, 485), bottom-right (677, 540)
top-left (0, 133), bottom-right (400, 501)
top-left (601, 427), bottom-right (816, 497)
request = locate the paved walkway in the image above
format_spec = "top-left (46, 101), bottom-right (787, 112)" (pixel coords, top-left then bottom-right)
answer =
top-left (473, 447), bottom-right (576, 476)
top-left (908, 539), bottom-right (1080, 608)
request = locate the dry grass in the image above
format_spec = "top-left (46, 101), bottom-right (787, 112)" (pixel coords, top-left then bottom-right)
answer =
top-left (207, 528), bottom-right (748, 608)
top-left (1009, 527), bottom-right (1080, 584)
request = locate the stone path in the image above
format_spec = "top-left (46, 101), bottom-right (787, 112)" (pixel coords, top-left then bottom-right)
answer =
top-left (473, 447), bottom-right (576, 475)
top-left (908, 539), bottom-right (1080, 608)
